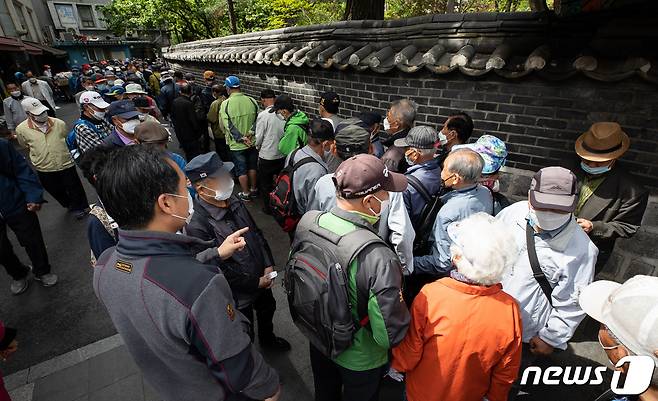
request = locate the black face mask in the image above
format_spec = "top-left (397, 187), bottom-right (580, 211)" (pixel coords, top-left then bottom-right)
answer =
top-left (439, 174), bottom-right (456, 196)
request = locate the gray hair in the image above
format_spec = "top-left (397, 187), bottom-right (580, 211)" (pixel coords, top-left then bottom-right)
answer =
top-left (445, 149), bottom-right (484, 184)
top-left (390, 99), bottom-right (417, 129)
top-left (417, 148), bottom-right (436, 157)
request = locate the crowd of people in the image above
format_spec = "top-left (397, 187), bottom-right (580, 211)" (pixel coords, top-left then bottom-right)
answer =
top-left (0, 59), bottom-right (655, 401)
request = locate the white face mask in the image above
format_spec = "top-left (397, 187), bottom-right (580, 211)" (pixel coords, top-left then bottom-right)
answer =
top-left (528, 209), bottom-right (571, 231)
top-left (368, 195), bottom-right (389, 218)
top-left (85, 85), bottom-right (95, 91)
top-left (202, 180), bottom-right (234, 201)
top-left (383, 117), bottom-right (391, 132)
top-left (10, 90), bottom-right (21, 98)
top-left (121, 119), bottom-right (141, 134)
top-left (92, 110), bottom-right (106, 120)
top-left (29, 78), bottom-right (37, 84)
top-left (32, 112), bottom-right (49, 124)
top-left (276, 112), bottom-right (286, 121)
top-left (168, 192), bottom-right (194, 225)
top-left (437, 132), bottom-right (448, 146)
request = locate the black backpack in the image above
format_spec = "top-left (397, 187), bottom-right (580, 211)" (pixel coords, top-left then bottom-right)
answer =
top-left (269, 149), bottom-right (320, 232)
top-left (407, 175), bottom-right (443, 256)
top-left (285, 211), bottom-right (385, 358)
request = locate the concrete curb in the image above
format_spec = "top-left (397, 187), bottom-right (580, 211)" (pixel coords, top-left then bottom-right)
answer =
top-left (5, 334), bottom-right (123, 400)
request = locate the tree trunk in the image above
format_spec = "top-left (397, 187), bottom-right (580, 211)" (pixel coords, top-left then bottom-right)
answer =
top-left (226, 0), bottom-right (237, 34)
top-left (529, 0), bottom-right (548, 11)
top-left (345, 0), bottom-right (384, 20)
top-left (446, 0), bottom-right (456, 13)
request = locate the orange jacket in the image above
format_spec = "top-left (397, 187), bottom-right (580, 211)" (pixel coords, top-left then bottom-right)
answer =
top-left (392, 277), bottom-right (523, 401)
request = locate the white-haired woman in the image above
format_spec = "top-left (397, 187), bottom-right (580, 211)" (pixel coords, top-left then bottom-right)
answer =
top-left (392, 213), bottom-right (523, 401)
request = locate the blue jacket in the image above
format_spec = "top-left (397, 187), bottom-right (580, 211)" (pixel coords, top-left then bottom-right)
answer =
top-left (403, 158), bottom-right (442, 223)
top-left (413, 184), bottom-right (493, 276)
top-left (0, 139), bottom-right (44, 219)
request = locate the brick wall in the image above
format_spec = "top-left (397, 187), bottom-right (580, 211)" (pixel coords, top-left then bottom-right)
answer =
top-left (169, 60), bottom-right (658, 280)
top-left (170, 61), bottom-right (658, 187)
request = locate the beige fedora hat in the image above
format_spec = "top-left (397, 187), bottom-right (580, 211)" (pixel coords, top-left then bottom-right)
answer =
top-left (575, 122), bottom-right (630, 162)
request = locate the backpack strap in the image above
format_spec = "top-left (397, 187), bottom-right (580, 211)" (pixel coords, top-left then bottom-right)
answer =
top-left (526, 223), bottom-right (553, 306)
top-left (406, 174), bottom-right (431, 203)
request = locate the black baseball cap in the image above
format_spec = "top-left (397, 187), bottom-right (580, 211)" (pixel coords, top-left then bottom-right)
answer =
top-left (319, 92), bottom-right (340, 114)
top-left (269, 95), bottom-right (295, 113)
top-left (309, 119), bottom-right (335, 141)
top-left (107, 100), bottom-right (139, 119)
top-left (184, 152), bottom-right (234, 183)
top-left (358, 111), bottom-right (383, 127)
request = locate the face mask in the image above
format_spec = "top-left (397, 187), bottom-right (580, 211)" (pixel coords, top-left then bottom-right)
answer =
top-left (121, 119), bottom-right (141, 134)
top-left (32, 112), bottom-right (49, 124)
top-left (367, 195), bottom-right (389, 218)
top-left (92, 110), bottom-right (106, 120)
top-left (581, 161), bottom-right (611, 175)
top-left (404, 149), bottom-right (417, 166)
top-left (528, 209), bottom-right (571, 231)
top-left (29, 78), bottom-right (37, 84)
top-left (168, 192), bottom-right (194, 224)
top-left (276, 112), bottom-right (286, 121)
top-left (437, 132), bottom-right (448, 146)
top-left (10, 91), bottom-right (21, 98)
top-left (480, 177), bottom-right (500, 192)
top-left (107, 80), bottom-right (115, 86)
top-left (202, 180), bottom-right (234, 201)
top-left (85, 85), bottom-right (95, 91)
top-left (383, 117), bottom-right (391, 132)
top-left (353, 210), bottom-right (380, 225)
top-left (441, 173), bottom-right (456, 189)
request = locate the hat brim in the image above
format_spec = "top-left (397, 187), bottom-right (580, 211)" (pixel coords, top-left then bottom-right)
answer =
top-left (30, 105), bottom-right (50, 115)
top-left (393, 137), bottom-right (410, 147)
top-left (529, 190), bottom-right (577, 213)
top-left (115, 111), bottom-right (141, 120)
top-left (575, 132), bottom-right (630, 162)
top-left (89, 99), bottom-right (111, 109)
top-left (382, 171), bottom-right (408, 193)
top-left (126, 90), bottom-right (147, 95)
top-left (578, 280), bottom-right (621, 324)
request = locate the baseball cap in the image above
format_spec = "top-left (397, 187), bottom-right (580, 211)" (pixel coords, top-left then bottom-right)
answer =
top-left (125, 83), bottom-right (146, 94)
top-left (453, 134), bottom-right (508, 174)
top-left (203, 70), bottom-right (215, 80)
top-left (579, 275), bottom-right (658, 366)
top-left (184, 72), bottom-right (195, 81)
top-left (79, 91), bottom-right (110, 109)
top-left (528, 166), bottom-right (578, 212)
top-left (224, 75), bottom-right (240, 88)
top-left (133, 97), bottom-right (153, 109)
top-left (260, 89), bottom-right (276, 99)
top-left (107, 100), bottom-right (140, 119)
top-left (134, 121), bottom-right (169, 143)
top-left (107, 85), bottom-right (125, 96)
top-left (21, 97), bottom-right (49, 115)
top-left (309, 119), bottom-right (335, 141)
top-left (358, 111), bottom-right (383, 127)
top-left (335, 124), bottom-right (371, 154)
top-left (269, 95), bottom-right (294, 113)
top-left (184, 152), bottom-right (234, 183)
top-left (319, 92), bottom-right (340, 114)
top-left (333, 154), bottom-right (407, 198)
top-left (394, 125), bottom-right (438, 149)
top-left (104, 70), bottom-right (116, 78)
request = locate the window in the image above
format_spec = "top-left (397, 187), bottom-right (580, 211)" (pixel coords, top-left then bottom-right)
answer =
top-left (14, 1), bottom-right (28, 32)
top-left (77, 5), bottom-right (95, 28)
top-left (55, 4), bottom-right (77, 27)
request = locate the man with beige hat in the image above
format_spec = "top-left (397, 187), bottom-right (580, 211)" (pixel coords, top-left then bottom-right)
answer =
top-left (573, 122), bottom-right (648, 271)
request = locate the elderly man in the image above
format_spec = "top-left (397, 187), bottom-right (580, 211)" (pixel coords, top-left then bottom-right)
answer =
top-left (3, 83), bottom-right (27, 138)
top-left (579, 275), bottom-right (658, 401)
top-left (498, 167), bottom-right (597, 389)
top-left (573, 122), bottom-right (648, 271)
top-left (102, 100), bottom-right (141, 148)
top-left (413, 149), bottom-right (493, 277)
top-left (381, 99), bottom-right (417, 173)
top-left (21, 71), bottom-right (56, 117)
top-left (73, 91), bottom-right (113, 157)
top-left (16, 98), bottom-right (89, 219)
top-left (392, 213), bottom-right (523, 401)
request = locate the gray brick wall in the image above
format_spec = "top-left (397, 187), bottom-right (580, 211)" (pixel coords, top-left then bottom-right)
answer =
top-left (169, 60), bottom-right (658, 281)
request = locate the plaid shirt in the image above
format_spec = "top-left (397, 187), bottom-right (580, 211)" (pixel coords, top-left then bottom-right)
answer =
top-left (74, 118), bottom-right (113, 154)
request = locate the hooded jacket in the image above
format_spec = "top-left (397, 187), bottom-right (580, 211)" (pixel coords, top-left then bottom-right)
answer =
top-left (278, 110), bottom-right (309, 155)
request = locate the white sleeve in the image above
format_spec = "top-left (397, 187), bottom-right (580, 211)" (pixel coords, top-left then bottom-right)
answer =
top-left (386, 192), bottom-right (415, 274)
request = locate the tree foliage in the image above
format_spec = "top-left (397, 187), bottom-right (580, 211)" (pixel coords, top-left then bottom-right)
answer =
top-left (100, 0), bottom-right (550, 43)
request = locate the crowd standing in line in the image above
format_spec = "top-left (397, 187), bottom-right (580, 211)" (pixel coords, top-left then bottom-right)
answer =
top-left (0, 59), bottom-right (653, 401)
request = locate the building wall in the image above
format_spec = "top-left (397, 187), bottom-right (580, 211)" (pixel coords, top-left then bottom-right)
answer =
top-left (169, 60), bottom-right (658, 281)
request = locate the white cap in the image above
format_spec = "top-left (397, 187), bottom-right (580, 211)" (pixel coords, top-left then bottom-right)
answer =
top-left (21, 97), bottom-right (49, 115)
top-left (114, 79), bottom-right (125, 87)
top-left (579, 275), bottom-right (658, 366)
top-left (106, 66), bottom-right (114, 72)
top-left (79, 91), bottom-right (110, 109)
top-left (125, 83), bottom-right (146, 94)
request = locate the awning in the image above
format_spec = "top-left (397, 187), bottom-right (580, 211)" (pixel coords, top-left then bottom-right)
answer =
top-left (0, 36), bottom-right (22, 52)
top-left (23, 41), bottom-right (68, 57)
top-left (23, 42), bottom-right (43, 55)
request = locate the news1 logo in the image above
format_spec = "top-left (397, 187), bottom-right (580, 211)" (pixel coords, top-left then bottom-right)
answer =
top-left (521, 355), bottom-right (655, 395)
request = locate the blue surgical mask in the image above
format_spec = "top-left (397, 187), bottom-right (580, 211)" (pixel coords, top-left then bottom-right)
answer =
top-left (581, 161), bottom-right (611, 175)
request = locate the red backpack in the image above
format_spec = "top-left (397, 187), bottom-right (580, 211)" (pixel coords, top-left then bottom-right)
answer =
top-left (269, 149), bottom-right (320, 232)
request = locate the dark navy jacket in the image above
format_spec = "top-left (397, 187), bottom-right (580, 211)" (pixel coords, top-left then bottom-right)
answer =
top-left (0, 138), bottom-right (44, 219)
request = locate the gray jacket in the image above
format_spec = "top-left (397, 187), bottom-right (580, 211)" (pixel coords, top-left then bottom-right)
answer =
top-left (287, 145), bottom-right (328, 215)
top-left (3, 96), bottom-right (28, 131)
top-left (93, 229), bottom-right (279, 401)
top-left (255, 106), bottom-right (286, 160)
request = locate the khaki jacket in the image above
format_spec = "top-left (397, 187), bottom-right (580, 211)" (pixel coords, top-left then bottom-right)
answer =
top-left (16, 117), bottom-right (73, 172)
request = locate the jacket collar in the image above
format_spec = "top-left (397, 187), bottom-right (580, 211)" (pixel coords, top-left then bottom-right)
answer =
top-left (116, 229), bottom-right (214, 257)
top-left (329, 206), bottom-right (378, 234)
top-left (515, 201), bottom-right (578, 252)
top-left (196, 194), bottom-right (239, 221)
top-left (382, 128), bottom-right (410, 147)
top-left (406, 157), bottom-right (441, 174)
top-left (438, 277), bottom-right (503, 296)
top-left (26, 118), bottom-right (53, 133)
top-left (300, 145), bottom-right (326, 166)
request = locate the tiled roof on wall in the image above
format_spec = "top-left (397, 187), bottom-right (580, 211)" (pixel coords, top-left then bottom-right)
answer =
top-left (164, 8), bottom-right (658, 83)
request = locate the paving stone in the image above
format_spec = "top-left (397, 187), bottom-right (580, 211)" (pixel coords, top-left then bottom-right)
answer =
top-left (88, 373), bottom-right (144, 401)
top-left (142, 376), bottom-right (161, 401)
top-left (4, 368), bottom-right (29, 391)
top-left (8, 383), bottom-right (34, 401)
top-left (32, 360), bottom-right (89, 401)
top-left (87, 345), bottom-right (140, 392)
